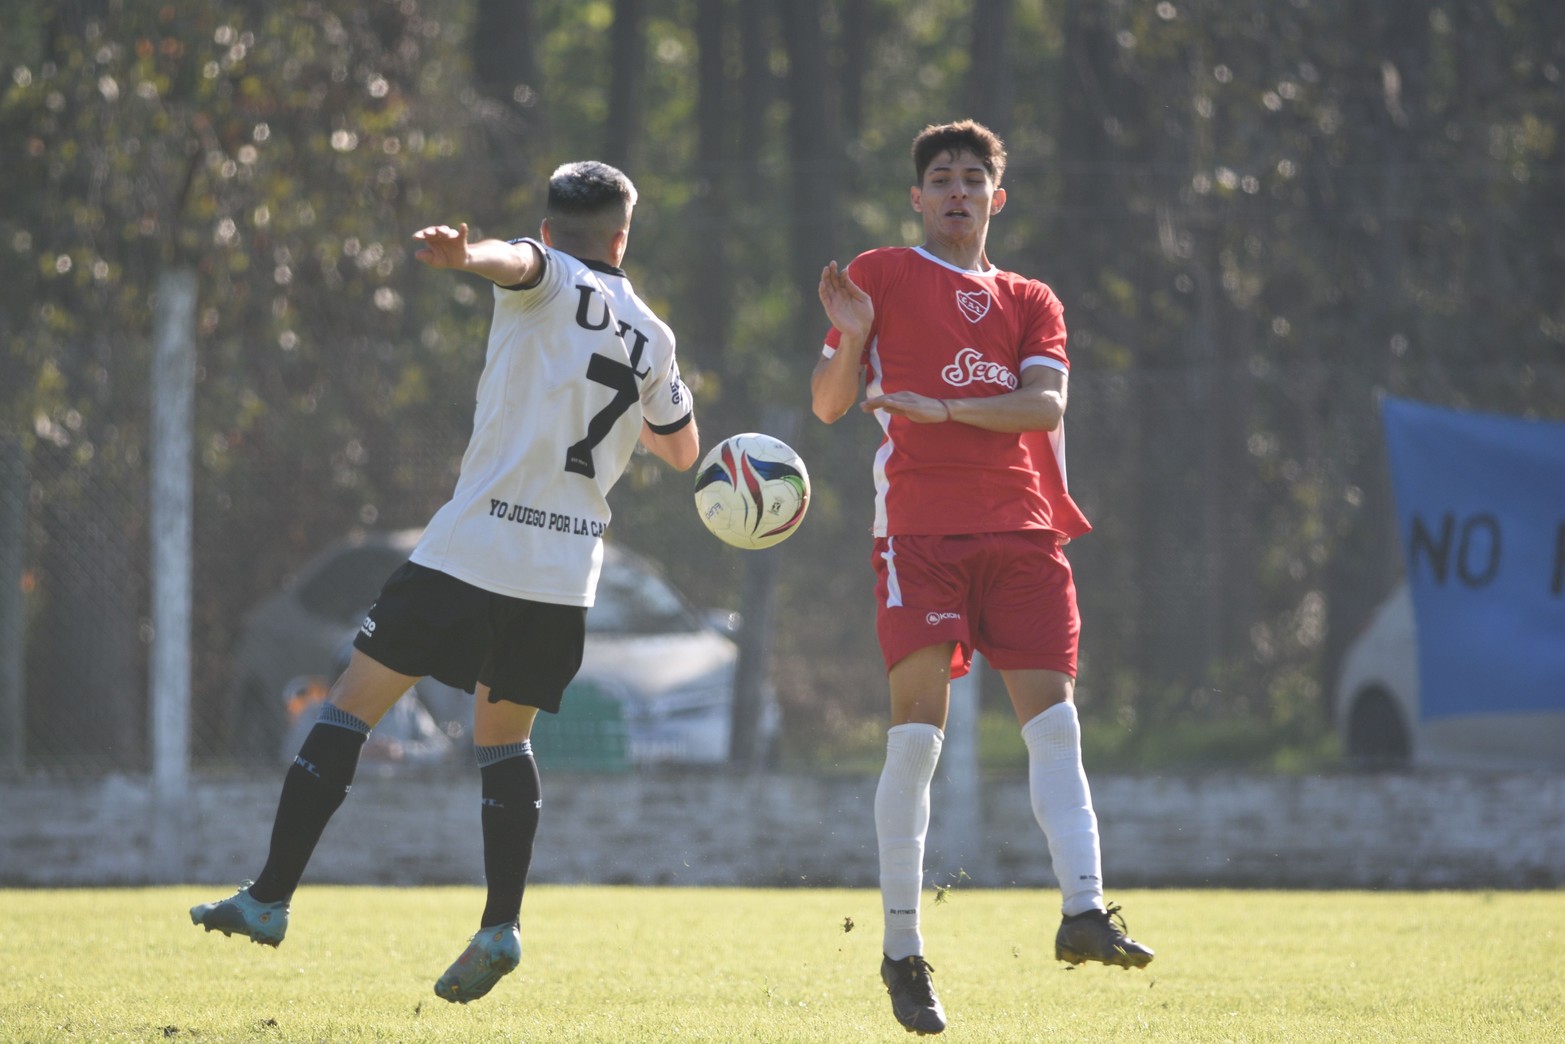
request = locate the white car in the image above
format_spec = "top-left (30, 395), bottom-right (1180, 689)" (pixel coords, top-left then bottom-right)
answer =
top-left (229, 529), bottom-right (776, 767)
top-left (1334, 582), bottom-right (1565, 770)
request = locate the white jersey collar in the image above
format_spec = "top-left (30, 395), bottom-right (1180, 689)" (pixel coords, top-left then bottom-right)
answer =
top-left (913, 244), bottom-right (997, 277)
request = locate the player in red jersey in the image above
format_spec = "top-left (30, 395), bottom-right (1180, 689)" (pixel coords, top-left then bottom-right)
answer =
top-left (813, 120), bottom-right (1153, 1036)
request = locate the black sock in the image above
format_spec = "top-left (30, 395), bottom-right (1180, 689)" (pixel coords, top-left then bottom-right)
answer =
top-left (249, 708), bottom-right (370, 903)
top-left (477, 742), bottom-right (542, 928)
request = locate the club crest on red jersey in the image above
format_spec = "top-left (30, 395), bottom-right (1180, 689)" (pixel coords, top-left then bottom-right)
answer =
top-left (956, 289), bottom-right (991, 323)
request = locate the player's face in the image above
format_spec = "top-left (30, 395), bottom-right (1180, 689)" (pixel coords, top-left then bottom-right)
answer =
top-left (911, 149), bottom-right (1005, 246)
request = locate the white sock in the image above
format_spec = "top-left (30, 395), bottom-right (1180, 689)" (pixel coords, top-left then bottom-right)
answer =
top-left (875, 722), bottom-right (943, 960)
top-left (1022, 702), bottom-right (1104, 917)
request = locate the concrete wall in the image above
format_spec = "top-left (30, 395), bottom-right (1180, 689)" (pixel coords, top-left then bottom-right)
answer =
top-left (2, 770), bottom-right (1562, 889)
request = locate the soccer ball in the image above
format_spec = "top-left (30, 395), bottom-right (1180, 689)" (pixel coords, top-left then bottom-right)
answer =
top-left (693, 433), bottom-right (810, 550)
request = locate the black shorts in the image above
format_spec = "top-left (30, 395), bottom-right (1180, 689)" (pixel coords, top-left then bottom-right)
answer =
top-left (353, 561), bottom-right (587, 713)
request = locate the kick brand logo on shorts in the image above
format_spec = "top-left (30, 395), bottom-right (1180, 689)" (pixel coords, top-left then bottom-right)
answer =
top-left (925, 611), bottom-right (961, 626)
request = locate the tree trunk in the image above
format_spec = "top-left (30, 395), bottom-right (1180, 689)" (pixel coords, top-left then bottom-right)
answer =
top-left (1058, 0), bottom-right (1149, 696)
top-left (837, 0), bottom-right (871, 146)
top-left (470, 0), bottom-right (547, 185)
top-left (604, 0), bottom-right (647, 170)
top-left (779, 0), bottom-right (838, 346)
top-left (738, 1), bottom-right (773, 181)
top-left (967, 0), bottom-right (1014, 134)
top-left (693, 0), bottom-right (734, 369)
top-left (472, 0), bottom-right (542, 116)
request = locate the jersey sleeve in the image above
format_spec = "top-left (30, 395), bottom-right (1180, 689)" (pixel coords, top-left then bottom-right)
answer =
top-left (1018, 280), bottom-right (1069, 371)
top-left (639, 327), bottom-right (693, 434)
top-left (494, 239), bottom-right (565, 315)
top-left (497, 237), bottom-right (548, 291)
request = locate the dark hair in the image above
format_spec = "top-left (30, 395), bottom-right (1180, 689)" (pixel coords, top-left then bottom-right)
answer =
top-left (546, 161), bottom-right (638, 217)
top-left (911, 120), bottom-right (1007, 186)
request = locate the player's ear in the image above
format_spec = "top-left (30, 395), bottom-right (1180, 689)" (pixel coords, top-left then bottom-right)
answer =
top-left (910, 185), bottom-right (924, 213)
top-left (991, 187), bottom-right (1006, 215)
top-left (539, 218), bottom-right (553, 246)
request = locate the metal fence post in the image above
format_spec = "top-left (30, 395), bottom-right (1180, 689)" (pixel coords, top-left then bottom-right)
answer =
top-left (0, 435), bottom-right (25, 774)
top-left (728, 408), bottom-right (801, 772)
top-left (149, 266), bottom-right (198, 879)
top-left (932, 653), bottom-right (983, 884)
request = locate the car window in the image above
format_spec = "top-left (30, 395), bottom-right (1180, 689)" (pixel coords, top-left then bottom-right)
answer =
top-left (589, 562), bottom-right (703, 635)
top-left (295, 545), bottom-right (410, 624)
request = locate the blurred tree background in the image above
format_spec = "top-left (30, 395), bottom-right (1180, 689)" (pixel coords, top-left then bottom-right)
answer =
top-left (2, 0), bottom-right (1563, 774)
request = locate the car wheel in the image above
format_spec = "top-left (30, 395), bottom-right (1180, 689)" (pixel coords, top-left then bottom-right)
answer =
top-left (1345, 687), bottom-right (1411, 770)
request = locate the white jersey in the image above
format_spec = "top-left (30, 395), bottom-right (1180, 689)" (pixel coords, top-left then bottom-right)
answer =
top-left (411, 240), bottom-right (691, 606)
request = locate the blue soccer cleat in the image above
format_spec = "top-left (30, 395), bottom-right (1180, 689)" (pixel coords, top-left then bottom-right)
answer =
top-left (434, 922), bottom-right (522, 1004)
top-left (189, 882), bottom-right (290, 947)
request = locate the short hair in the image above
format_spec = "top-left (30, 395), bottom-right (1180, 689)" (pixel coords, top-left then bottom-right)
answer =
top-left (546, 161), bottom-right (637, 241)
top-left (547, 161), bottom-right (637, 216)
top-left (911, 120), bottom-right (1007, 186)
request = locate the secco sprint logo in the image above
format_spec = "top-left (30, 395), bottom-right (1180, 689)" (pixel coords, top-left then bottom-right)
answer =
top-left (941, 347), bottom-right (1017, 390)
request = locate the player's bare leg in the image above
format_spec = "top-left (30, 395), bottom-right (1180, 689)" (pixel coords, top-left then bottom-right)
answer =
top-left (326, 650), bottom-right (425, 728)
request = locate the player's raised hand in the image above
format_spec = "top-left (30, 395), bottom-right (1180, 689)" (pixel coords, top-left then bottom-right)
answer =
top-left (412, 222), bottom-right (471, 270)
top-left (818, 261), bottom-right (874, 341)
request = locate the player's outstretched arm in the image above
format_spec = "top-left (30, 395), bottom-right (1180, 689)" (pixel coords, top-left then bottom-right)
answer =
top-left (412, 222), bottom-right (542, 287)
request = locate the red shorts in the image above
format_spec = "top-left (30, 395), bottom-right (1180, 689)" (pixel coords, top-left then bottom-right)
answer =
top-left (872, 531), bottom-right (1080, 679)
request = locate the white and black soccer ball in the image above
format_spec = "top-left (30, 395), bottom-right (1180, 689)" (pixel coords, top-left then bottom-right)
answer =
top-left (692, 433), bottom-right (810, 550)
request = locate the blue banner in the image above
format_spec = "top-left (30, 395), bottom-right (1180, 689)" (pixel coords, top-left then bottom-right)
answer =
top-left (1381, 397), bottom-right (1565, 721)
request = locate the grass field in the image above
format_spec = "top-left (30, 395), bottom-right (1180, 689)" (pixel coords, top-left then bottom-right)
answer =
top-left (2, 886), bottom-right (1561, 1042)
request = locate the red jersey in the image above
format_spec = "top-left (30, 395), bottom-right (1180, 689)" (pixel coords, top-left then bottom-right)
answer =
top-left (824, 246), bottom-right (1091, 539)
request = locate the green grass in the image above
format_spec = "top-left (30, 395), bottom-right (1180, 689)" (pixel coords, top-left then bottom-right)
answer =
top-left (2, 887), bottom-right (1561, 1042)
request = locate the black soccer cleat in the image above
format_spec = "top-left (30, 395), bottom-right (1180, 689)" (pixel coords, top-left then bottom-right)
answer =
top-left (1055, 903), bottom-right (1154, 969)
top-left (880, 954), bottom-right (947, 1035)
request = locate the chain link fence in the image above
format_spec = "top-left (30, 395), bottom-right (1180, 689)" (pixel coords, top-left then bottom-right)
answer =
top-left (2, 402), bottom-right (469, 776)
top-left (7, 360), bottom-right (1561, 779)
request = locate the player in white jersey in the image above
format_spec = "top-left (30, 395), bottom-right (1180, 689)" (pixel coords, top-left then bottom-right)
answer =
top-left (813, 122), bottom-right (1151, 1036)
top-left (411, 223), bottom-right (691, 606)
top-left (191, 162), bottom-right (699, 1005)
